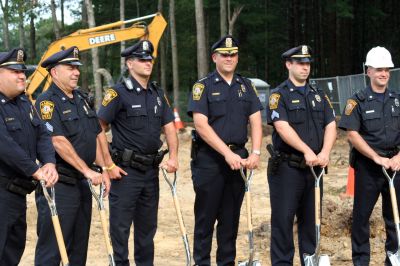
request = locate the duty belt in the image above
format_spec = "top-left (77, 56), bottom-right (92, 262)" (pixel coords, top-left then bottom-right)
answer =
top-left (0, 175), bottom-right (37, 196)
top-left (111, 148), bottom-right (168, 171)
top-left (197, 140), bottom-right (245, 152)
top-left (376, 149), bottom-right (399, 158)
top-left (56, 165), bottom-right (85, 185)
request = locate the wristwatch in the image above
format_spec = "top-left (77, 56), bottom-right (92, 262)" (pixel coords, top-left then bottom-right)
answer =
top-left (252, 149), bottom-right (261, 156)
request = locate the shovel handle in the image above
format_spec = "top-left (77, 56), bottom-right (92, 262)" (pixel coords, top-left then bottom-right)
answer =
top-left (246, 191), bottom-right (253, 232)
top-left (173, 194), bottom-right (187, 236)
top-left (99, 209), bottom-right (114, 257)
top-left (51, 215), bottom-right (70, 265)
top-left (315, 186), bottom-right (320, 226)
top-left (390, 186), bottom-right (400, 224)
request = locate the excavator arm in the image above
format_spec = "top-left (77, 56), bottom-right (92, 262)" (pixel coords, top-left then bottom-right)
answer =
top-left (26, 13), bottom-right (167, 99)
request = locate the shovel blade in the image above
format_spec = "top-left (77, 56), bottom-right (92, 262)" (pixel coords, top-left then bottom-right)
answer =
top-left (303, 253), bottom-right (331, 266)
top-left (238, 260), bottom-right (261, 266)
top-left (303, 253), bottom-right (318, 266)
top-left (318, 255), bottom-right (331, 266)
top-left (388, 250), bottom-right (400, 266)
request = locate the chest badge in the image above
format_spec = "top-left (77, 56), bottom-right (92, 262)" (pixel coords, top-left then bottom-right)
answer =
top-left (395, 98), bottom-right (399, 107)
top-left (315, 95), bottom-right (321, 102)
top-left (157, 97), bottom-right (162, 106)
top-left (40, 100), bottom-right (55, 120)
top-left (241, 84), bottom-right (246, 93)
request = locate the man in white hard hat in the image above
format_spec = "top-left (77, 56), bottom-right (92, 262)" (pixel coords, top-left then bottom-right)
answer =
top-left (339, 46), bottom-right (400, 266)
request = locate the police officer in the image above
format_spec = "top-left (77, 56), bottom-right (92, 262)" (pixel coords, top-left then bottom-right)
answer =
top-left (97, 40), bottom-right (178, 266)
top-left (34, 46), bottom-right (110, 266)
top-left (339, 47), bottom-right (400, 266)
top-left (266, 45), bottom-right (336, 265)
top-left (0, 48), bottom-right (58, 265)
top-left (187, 35), bottom-right (263, 266)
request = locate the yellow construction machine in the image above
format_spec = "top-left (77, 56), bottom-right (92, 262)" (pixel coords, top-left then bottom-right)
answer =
top-left (26, 13), bottom-right (167, 100)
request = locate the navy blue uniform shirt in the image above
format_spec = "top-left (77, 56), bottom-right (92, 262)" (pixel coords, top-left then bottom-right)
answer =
top-left (339, 86), bottom-right (400, 151)
top-left (0, 92), bottom-right (55, 177)
top-left (266, 79), bottom-right (335, 155)
top-left (187, 71), bottom-right (263, 145)
top-left (97, 76), bottom-right (174, 155)
top-left (35, 84), bottom-right (101, 166)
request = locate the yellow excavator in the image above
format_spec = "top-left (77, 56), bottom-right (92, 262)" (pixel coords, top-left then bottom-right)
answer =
top-left (26, 13), bottom-right (167, 100)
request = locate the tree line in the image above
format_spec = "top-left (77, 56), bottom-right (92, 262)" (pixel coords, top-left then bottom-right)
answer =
top-left (0, 0), bottom-right (399, 114)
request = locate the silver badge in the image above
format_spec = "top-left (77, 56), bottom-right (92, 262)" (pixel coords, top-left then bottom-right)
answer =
top-left (17, 50), bottom-right (24, 62)
top-left (395, 98), bottom-right (399, 107)
top-left (157, 97), bottom-right (162, 106)
top-left (73, 48), bottom-right (79, 59)
top-left (315, 95), bottom-right (321, 102)
top-left (143, 41), bottom-right (149, 51)
top-left (302, 45), bottom-right (308, 55)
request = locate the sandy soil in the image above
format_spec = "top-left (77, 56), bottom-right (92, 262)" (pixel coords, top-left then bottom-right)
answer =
top-left (19, 128), bottom-right (389, 265)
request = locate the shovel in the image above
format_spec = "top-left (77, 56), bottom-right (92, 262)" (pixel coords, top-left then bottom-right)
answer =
top-left (161, 168), bottom-right (191, 266)
top-left (303, 167), bottom-right (330, 266)
top-left (382, 167), bottom-right (400, 266)
top-left (40, 180), bottom-right (70, 266)
top-left (87, 179), bottom-right (116, 266)
top-left (238, 167), bottom-right (261, 266)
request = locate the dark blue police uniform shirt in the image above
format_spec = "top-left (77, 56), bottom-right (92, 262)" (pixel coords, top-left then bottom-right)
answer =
top-left (267, 79), bottom-right (335, 155)
top-left (339, 86), bottom-right (400, 151)
top-left (187, 71), bottom-right (263, 145)
top-left (35, 84), bottom-right (101, 166)
top-left (0, 92), bottom-right (55, 178)
top-left (97, 76), bottom-right (174, 155)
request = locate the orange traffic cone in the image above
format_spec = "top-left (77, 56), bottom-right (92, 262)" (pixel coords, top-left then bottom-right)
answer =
top-left (173, 108), bottom-right (184, 132)
top-left (345, 166), bottom-right (355, 197)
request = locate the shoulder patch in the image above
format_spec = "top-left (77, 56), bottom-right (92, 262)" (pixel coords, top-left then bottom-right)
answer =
top-left (251, 82), bottom-right (259, 96)
top-left (164, 94), bottom-right (171, 107)
top-left (192, 83), bottom-right (205, 101)
top-left (269, 93), bottom-right (280, 110)
top-left (345, 99), bottom-right (357, 115)
top-left (102, 88), bottom-right (118, 107)
top-left (325, 95), bottom-right (334, 109)
top-left (40, 100), bottom-right (55, 120)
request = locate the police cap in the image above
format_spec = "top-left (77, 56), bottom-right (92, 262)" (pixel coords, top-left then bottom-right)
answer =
top-left (121, 40), bottom-right (154, 60)
top-left (0, 48), bottom-right (27, 71)
top-left (41, 46), bottom-right (83, 70)
top-left (211, 35), bottom-right (239, 55)
top-left (282, 45), bottom-right (313, 62)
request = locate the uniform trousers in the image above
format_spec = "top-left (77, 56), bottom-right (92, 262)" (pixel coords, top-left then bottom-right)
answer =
top-left (0, 187), bottom-right (27, 266)
top-left (109, 166), bottom-right (159, 266)
top-left (35, 180), bottom-right (92, 266)
top-left (268, 161), bottom-right (319, 266)
top-left (352, 155), bottom-right (400, 266)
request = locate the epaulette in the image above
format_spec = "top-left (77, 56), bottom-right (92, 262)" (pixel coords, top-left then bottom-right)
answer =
top-left (270, 87), bottom-right (280, 94)
top-left (150, 81), bottom-right (161, 91)
top-left (355, 90), bottom-right (366, 101)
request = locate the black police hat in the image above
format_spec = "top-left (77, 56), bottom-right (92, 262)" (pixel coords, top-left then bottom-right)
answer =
top-left (211, 35), bottom-right (239, 54)
top-left (121, 40), bottom-right (154, 60)
top-left (0, 48), bottom-right (27, 71)
top-left (41, 46), bottom-right (83, 70)
top-left (282, 45), bottom-right (313, 62)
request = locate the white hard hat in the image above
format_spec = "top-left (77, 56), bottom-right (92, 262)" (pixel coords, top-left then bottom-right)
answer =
top-left (365, 46), bottom-right (394, 68)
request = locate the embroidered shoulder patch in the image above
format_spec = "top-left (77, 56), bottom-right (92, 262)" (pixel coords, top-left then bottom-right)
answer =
top-left (102, 88), bottom-right (118, 107)
top-left (40, 100), bottom-right (55, 120)
top-left (251, 82), bottom-right (259, 96)
top-left (192, 83), bottom-right (205, 101)
top-left (325, 95), bottom-right (334, 109)
top-left (345, 99), bottom-right (357, 115)
top-left (269, 93), bottom-right (280, 110)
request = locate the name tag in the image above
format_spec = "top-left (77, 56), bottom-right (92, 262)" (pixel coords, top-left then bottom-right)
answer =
top-left (132, 105), bottom-right (141, 108)
top-left (5, 117), bottom-right (14, 122)
top-left (291, 100), bottom-right (300, 103)
top-left (365, 110), bottom-right (375, 114)
top-left (63, 109), bottom-right (71, 114)
top-left (212, 92), bottom-right (220, 96)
